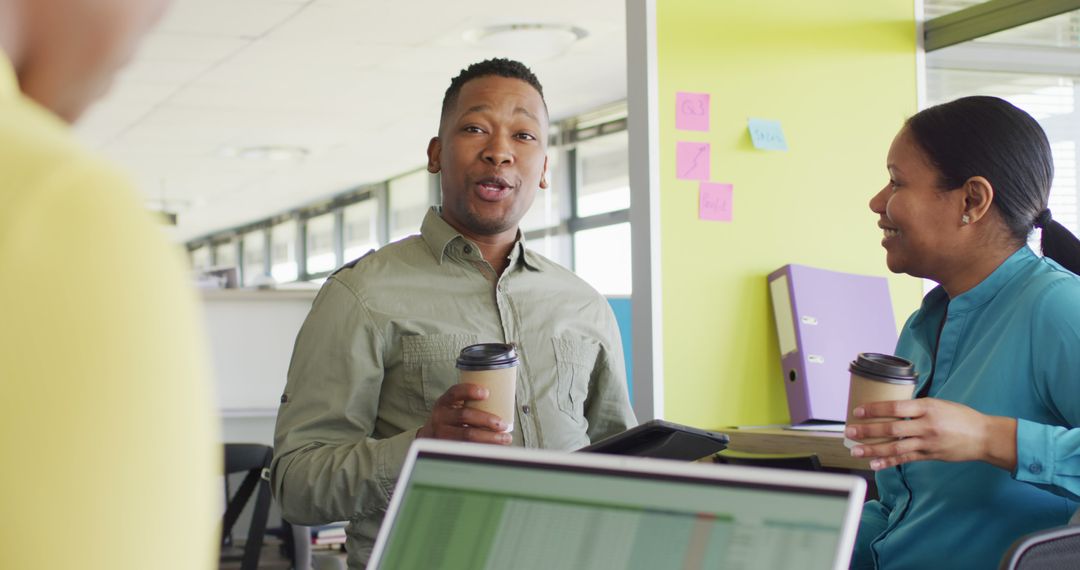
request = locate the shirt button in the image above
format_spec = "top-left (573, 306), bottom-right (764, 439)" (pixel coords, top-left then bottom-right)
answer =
top-left (463, 245), bottom-right (472, 254)
top-left (1030, 462), bottom-right (1043, 475)
top-left (521, 405), bottom-right (531, 414)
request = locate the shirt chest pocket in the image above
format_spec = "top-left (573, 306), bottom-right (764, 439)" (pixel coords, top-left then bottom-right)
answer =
top-left (552, 336), bottom-right (600, 420)
top-left (401, 334), bottom-right (478, 415)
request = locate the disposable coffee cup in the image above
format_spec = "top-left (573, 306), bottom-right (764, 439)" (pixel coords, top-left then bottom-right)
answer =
top-left (457, 343), bottom-right (518, 433)
top-left (843, 353), bottom-right (918, 449)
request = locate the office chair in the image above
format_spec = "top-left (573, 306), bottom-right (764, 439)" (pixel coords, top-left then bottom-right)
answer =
top-left (999, 525), bottom-right (1080, 570)
top-left (221, 443), bottom-right (274, 570)
top-left (713, 449), bottom-right (823, 471)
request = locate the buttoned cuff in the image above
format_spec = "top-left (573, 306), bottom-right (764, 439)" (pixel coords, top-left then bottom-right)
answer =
top-left (374, 427), bottom-right (420, 502)
top-left (1015, 418), bottom-right (1054, 485)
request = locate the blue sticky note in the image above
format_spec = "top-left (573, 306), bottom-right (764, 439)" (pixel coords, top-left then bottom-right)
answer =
top-left (748, 118), bottom-right (788, 151)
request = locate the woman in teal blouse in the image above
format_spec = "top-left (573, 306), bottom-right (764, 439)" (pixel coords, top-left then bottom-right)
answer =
top-left (849, 96), bottom-right (1080, 569)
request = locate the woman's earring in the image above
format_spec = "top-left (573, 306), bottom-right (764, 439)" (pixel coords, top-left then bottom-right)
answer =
top-left (961, 214), bottom-right (971, 225)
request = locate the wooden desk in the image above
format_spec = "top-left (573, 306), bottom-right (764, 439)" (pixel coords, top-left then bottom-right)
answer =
top-left (723, 427), bottom-right (872, 471)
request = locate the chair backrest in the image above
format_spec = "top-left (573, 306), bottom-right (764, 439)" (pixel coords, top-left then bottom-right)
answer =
top-left (713, 449), bottom-right (823, 471)
top-left (1000, 525), bottom-right (1080, 570)
top-left (222, 444), bottom-right (273, 570)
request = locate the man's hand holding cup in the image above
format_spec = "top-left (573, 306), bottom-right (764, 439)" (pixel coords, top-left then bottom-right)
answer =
top-left (417, 343), bottom-right (519, 446)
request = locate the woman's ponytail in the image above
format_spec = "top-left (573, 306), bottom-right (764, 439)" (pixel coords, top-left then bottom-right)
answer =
top-left (1037, 210), bottom-right (1080, 275)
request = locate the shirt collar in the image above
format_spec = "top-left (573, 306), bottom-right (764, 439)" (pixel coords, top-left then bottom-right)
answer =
top-left (420, 207), bottom-right (461, 263)
top-left (517, 242), bottom-right (542, 271)
top-left (915, 246), bottom-right (1036, 323)
top-left (949, 245), bottom-right (1035, 313)
top-left (505, 238), bottom-right (542, 272)
top-left (0, 51), bottom-right (17, 100)
top-left (419, 206), bottom-right (541, 272)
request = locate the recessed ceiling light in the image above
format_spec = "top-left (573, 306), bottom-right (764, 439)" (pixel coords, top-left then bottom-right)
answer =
top-left (463, 23), bottom-right (588, 61)
top-left (217, 145), bottom-right (310, 162)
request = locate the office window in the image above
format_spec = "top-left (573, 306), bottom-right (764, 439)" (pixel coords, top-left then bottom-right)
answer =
top-left (305, 213), bottom-right (337, 275)
top-left (270, 220), bottom-right (298, 284)
top-left (389, 170), bottom-right (431, 243)
top-left (520, 152), bottom-right (563, 233)
top-left (923, 0), bottom-right (982, 19)
top-left (575, 131), bottom-right (630, 217)
top-left (573, 222), bottom-right (631, 296)
top-left (241, 230), bottom-right (267, 287)
top-left (524, 236), bottom-right (551, 259)
top-left (926, 2), bottom-right (1080, 49)
top-left (525, 233), bottom-right (570, 264)
top-left (926, 70), bottom-right (1079, 237)
top-left (343, 199), bottom-right (378, 262)
top-left (190, 246), bottom-right (211, 271)
top-left (213, 240), bottom-right (237, 269)
top-left (182, 106), bottom-right (633, 294)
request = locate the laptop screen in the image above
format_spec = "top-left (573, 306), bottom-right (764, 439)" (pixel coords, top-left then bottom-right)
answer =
top-left (371, 443), bottom-right (863, 570)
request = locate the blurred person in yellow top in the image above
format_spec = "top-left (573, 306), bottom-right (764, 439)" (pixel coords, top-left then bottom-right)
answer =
top-left (0, 1), bottom-right (219, 569)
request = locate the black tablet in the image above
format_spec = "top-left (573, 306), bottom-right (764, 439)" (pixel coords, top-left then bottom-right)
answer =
top-left (577, 419), bottom-right (729, 461)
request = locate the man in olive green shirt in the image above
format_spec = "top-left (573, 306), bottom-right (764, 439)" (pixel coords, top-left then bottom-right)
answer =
top-left (271, 59), bottom-right (636, 568)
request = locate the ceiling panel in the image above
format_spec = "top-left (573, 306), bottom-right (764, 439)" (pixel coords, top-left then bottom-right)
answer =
top-left (74, 0), bottom-right (630, 241)
top-left (269, 1), bottom-right (473, 45)
top-left (155, 0), bottom-right (312, 38)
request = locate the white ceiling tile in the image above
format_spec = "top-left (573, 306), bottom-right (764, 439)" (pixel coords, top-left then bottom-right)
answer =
top-left (223, 37), bottom-right (397, 72)
top-left (156, 0), bottom-right (312, 39)
top-left (78, 0), bottom-right (629, 241)
top-left (270, 1), bottom-right (472, 46)
top-left (74, 98), bottom-right (161, 146)
top-left (118, 59), bottom-right (217, 85)
top-left (135, 33), bottom-right (251, 64)
top-left (100, 80), bottom-right (184, 105)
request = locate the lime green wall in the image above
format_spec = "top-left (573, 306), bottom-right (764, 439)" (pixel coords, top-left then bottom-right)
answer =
top-left (656, 0), bottom-right (922, 427)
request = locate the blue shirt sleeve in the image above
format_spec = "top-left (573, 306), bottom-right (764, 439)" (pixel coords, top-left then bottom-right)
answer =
top-left (1015, 278), bottom-right (1080, 501)
top-left (1016, 421), bottom-right (1080, 501)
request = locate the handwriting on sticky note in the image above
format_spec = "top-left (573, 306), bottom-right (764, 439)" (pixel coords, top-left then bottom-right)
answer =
top-left (699, 182), bottom-right (733, 222)
top-left (676, 92), bottom-right (710, 131)
top-left (748, 118), bottom-right (788, 151)
top-left (676, 142), bottom-right (710, 181)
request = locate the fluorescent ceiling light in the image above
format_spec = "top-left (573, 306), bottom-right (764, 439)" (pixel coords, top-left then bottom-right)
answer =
top-left (464, 23), bottom-right (588, 61)
top-left (218, 145), bottom-right (310, 162)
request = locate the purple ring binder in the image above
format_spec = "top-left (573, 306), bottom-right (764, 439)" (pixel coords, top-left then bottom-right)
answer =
top-left (768, 264), bottom-right (898, 425)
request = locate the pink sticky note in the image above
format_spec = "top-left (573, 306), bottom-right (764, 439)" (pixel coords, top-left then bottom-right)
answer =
top-left (699, 182), bottom-right (733, 222)
top-left (676, 142), bottom-right (710, 181)
top-left (676, 92), bottom-right (710, 131)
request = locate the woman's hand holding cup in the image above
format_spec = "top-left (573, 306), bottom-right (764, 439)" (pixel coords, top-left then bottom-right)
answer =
top-left (847, 398), bottom-right (1018, 471)
top-left (844, 353), bottom-right (918, 451)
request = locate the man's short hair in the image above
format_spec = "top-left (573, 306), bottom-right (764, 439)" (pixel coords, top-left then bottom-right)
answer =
top-left (440, 58), bottom-right (548, 125)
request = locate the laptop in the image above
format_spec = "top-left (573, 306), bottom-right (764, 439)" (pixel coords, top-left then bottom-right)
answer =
top-left (368, 440), bottom-right (866, 570)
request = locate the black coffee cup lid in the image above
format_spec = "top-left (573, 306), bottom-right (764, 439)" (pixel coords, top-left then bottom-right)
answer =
top-left (850, 352), bottom-right (918, 384)
top-left (457, 343), bottom-right (519, 370)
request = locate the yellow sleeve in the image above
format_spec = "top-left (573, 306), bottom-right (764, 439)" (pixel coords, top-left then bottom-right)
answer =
top-left (0, 157), bottom-right (220, 570)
